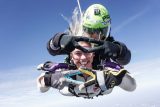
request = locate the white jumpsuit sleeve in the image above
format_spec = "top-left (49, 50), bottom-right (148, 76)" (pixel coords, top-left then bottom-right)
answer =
top-left (119, 73), bottom-right (136, 91)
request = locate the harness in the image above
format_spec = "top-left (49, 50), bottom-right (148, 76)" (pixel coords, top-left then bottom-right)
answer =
top-left (67, 74), bottom-right (100, 99)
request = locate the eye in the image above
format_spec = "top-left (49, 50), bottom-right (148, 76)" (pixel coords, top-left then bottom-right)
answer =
top-left (74, 52), bottom-right (82, 56)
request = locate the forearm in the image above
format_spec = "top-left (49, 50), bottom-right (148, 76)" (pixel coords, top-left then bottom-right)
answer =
top-left (47, 33), bottom-right (68, 56)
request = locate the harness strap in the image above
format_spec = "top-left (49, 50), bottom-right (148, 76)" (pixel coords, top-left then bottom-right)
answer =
top-left (68, 84), bottom-right (79, 97)
top-left (96, 71), bottom-right (107, 92)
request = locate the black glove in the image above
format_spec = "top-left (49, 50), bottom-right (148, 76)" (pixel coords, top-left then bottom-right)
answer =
top-left (87, 40), bottom-right (120, 59)
top-left (102, 41), bottom-right (120, 59)
top-left (60, 35), bottom-right (90, 53)
top-left (104, 69), bottom-right (127, 89)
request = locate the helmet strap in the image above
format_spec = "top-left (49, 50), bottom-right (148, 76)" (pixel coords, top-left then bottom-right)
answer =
top-left (98, 32), bottom-right (101, 40)
top-left (106, 23), bottom-right (111, 38)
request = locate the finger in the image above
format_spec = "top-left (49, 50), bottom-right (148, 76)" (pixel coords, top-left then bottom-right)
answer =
top-left (76, 45), bottom-right (89, 53)
top-left (75, 36), bottom-right (90, 42)
top-left (116, 69), bottom-right (127, 78)
top-left (79, 67), bottom-right (95, 78)
top-left (84, 79), bottom-right (96, 87)
top-left (76, 37), bottom-right (104, 45)
top-left (37, 64), bottom-right (44, 70)
top-left (74, 42), bottom-right (89, 53)
top-left (86, 45), bottom-right (104, 52)
top-left (79, 84), bottom-right (85, 91)
top-left (79, 67), bottom-right (96, 88)
top-left (88, 38), bottom-right (104, 45)
top-left (65, 78), bottom-right (84, 85)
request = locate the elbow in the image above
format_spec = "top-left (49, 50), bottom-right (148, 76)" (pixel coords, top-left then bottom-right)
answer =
top-left (47, 39), bottom-right (60, 56)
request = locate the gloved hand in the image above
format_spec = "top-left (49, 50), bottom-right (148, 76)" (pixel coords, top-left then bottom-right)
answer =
top-left (44, 71), bottom-right (66, 90)
top-left (86, 40), bottom-right (120, 59)
top-left (78, 68), bottom-right (127, 91)
top-left (102, 41), bottom-right (120, 58)
top-left (37, 61), bottom-right (69, 73)
top-left (96, 69), bottom-right (127, 91)
top-left (104, 69), bottom-right (127, 88)
top-left (59, 35), bottom-right (90, 53)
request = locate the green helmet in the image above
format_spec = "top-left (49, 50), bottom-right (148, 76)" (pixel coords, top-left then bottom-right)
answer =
top-left (83, 4), bottom-right (111, 39)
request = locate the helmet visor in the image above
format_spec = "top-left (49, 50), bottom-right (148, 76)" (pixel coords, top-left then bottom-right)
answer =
top-left (83, 26), bottom-right (110, 39)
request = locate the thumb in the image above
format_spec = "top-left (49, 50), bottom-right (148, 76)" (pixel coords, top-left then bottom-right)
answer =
top-left (79, 84), bottom-right (85, 91)
top-left (117, 69), bottom-right (127, 79)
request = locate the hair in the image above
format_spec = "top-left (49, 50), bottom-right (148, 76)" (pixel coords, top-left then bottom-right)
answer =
top-left (63, 7), bottom-right (98, 39)
top-left (62, 7), bottom-right (94, 67)
top-left (61, 7), bottom-right (83, 36)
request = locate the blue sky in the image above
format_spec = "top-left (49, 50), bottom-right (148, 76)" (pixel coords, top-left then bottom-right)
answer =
top-left (0, 0), bottom-right (160, 70)
top-left (0, 0), bottom-right (160, 107)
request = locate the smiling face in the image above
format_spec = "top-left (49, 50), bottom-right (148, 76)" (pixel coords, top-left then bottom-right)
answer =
top-left (70, 42), bottom-right (94, 69)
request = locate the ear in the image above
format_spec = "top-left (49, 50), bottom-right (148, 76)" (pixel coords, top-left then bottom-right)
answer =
top-left (70, 53), bottom-right (73, 58)
top-left (92, 53), bottom-right (95, 57)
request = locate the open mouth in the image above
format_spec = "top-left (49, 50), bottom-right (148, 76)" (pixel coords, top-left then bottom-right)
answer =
top-left (80, 61), bottom-right (89, 66)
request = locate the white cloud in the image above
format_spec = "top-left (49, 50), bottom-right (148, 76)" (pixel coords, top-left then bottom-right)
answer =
top-left (0, 58), bottom-right (160, 107)
top-left (113, 7), bottom-right (150, 33)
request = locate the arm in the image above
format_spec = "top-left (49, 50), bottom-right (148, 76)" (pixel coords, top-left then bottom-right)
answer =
top-left (47, 33), bottom-right (68, 56)
top-left (47, 33), bottom-right (93, 56)
top-left (96, 68), bottom-right (136, 94)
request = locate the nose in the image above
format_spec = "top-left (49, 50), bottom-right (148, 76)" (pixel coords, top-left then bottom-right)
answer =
top-left (80, 54), bottom-right (87, 60)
